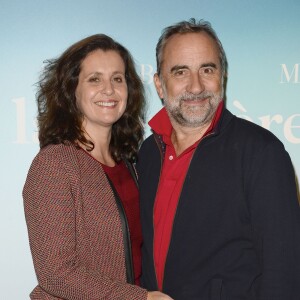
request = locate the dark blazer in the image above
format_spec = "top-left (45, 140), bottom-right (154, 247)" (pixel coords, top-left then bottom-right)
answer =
top-left (138, 109), bottom-right (300, 300)
top-left (23, 143), bottom-right (147, 300)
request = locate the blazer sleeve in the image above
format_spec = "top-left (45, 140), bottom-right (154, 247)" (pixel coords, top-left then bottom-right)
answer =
top-left (245, 140), bottom-right (300, 299)
top-left (23, 148), bottom-right (147, 300)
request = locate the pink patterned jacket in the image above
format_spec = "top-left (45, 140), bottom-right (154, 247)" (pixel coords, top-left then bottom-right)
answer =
top-left (23, 143), bottom-right (147, 300)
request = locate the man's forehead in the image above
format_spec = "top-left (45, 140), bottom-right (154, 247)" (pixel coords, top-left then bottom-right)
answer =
top-left (161, 32), bottom-right (220, 69)
top-left (164, 32), bottom-right (216, 49)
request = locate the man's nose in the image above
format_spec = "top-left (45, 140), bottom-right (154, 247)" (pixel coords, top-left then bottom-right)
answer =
top-left (187, 72), bottom-right (204, 94)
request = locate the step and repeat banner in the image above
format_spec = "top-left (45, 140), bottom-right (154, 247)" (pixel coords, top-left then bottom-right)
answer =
top-left (1, 0), bottom-right (299, 298)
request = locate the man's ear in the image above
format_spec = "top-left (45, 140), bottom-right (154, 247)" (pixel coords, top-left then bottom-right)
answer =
top-left (154, 73), bottom-right (164, 99)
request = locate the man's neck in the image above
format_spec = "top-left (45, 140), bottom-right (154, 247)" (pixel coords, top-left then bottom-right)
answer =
top-left (171, 122), bottom-right (211, 156)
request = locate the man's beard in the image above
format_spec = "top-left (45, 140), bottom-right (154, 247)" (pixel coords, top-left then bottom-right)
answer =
top-left (163, 91), bottom-right (222, 128)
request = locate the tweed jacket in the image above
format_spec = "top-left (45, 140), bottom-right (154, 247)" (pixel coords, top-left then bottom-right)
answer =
top-left (23, 143), bottom-right (147, 300)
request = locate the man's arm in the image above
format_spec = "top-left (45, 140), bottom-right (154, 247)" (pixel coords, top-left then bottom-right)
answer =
top-left (246, 141), bottom-right (300, 299)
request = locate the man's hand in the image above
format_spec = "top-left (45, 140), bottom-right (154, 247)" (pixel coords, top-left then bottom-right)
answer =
top-left (147, 291), bottom-right (174, 300)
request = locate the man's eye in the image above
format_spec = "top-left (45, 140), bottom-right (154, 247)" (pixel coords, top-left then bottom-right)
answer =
top-left (173, 69), bottom-right (186, 77)
top-left (202, 68), bottom-right (214, 74)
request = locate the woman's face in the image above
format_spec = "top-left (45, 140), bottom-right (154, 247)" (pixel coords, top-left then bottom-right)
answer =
top-left (75, 49), bottom-right (128, 132)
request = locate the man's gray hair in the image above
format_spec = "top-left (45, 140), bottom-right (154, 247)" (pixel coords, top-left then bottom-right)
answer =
top-left (156, 18), bottom-right (227, 76)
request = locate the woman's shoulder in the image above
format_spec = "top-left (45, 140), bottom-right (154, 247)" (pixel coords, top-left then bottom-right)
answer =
top-left (25, 143), bottom-right (86, 191)
top-left (31, 143), bottom-right (78, 168)
top-left (38, 142), bottom-right (77, 157)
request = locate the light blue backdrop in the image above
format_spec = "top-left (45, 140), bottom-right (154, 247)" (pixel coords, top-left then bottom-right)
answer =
top-left (1, 0), bottom-right (299, 298)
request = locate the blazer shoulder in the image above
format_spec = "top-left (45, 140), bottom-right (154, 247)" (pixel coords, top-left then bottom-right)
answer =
top-left (34, 143), bottom-right (78, 162)
top-left (229, 114), bottom-right (285, 148)
top-left (27, 143), bottom-right (82, 182)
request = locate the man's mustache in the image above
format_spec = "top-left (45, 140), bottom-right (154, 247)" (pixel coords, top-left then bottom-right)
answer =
top-left (176, 91), bottom-right (214, 102)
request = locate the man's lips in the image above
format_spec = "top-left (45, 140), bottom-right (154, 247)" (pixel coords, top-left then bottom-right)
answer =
top-left (182, 96), bottom-right (209, 103)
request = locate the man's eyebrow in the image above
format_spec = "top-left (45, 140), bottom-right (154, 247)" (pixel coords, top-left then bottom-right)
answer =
top-left (169, 63), bottom-right (218, 73)
top-left (201, 63), bottom-right (217, 68)
top-left (170, 65), bottom-right (189, 73)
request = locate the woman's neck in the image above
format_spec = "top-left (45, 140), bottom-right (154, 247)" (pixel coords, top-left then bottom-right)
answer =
top-left (80, 125), bottom-right (115, 167)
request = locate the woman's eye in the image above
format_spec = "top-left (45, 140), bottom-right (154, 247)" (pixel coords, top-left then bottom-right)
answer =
top-left (88, 77), bottom-right (100, 82)
top-left (113, 76), bottom-right (123, 83)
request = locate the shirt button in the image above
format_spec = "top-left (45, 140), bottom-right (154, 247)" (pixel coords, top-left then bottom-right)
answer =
top-left (169, 155), bottom-right (174, 160)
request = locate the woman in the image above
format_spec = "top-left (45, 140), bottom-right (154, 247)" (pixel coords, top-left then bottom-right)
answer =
top-left (23, 34), bottom-right (172, 300)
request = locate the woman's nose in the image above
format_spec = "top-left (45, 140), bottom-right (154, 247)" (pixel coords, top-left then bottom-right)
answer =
top-left (101, 79), bottom-right (114, 95)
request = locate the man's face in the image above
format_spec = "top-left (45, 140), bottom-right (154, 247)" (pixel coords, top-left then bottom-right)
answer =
top-left (154, 32), bottom-right (223, 128)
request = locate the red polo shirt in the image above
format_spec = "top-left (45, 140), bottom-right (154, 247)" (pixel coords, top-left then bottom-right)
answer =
top-left (149, 101), bottom-right (224, 290)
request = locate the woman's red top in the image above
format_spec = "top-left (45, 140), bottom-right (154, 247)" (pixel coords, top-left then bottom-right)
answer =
top-left (101, 161), bottom-right (142, 285)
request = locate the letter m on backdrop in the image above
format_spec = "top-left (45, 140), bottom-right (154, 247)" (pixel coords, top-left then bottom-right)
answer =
top-left (280, 64), bottom-right (299, 83)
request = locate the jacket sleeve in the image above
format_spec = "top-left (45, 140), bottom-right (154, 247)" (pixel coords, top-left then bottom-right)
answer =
top-left (23, 148), bottom-right (147, 300)
top-left (245, 140), bottom-right (300, 299)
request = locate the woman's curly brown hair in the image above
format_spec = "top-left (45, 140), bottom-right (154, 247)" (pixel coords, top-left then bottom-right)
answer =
top-left (37, 34), bottom-right (145, 162)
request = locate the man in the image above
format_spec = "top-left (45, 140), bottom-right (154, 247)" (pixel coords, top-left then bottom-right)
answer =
top-left (137, 19), bottom-right (300, 299)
